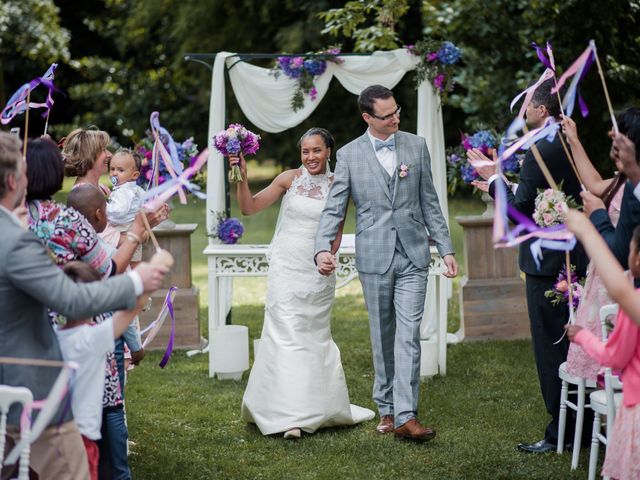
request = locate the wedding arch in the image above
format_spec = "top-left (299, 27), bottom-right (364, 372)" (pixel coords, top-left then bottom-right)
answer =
top-left (186, 49), bottom-right (454, 375)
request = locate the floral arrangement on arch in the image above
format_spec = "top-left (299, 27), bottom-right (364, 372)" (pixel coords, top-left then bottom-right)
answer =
top-left (533, 185), bottom-right (578, 228)
top-left (271, 47), bottom-right (343, 112)
top-left (136, 135), bottom-right (206, 192)
top-left (544, 264), bottom-right (585, 310)
top-left (446, 129), bottom-right (522, 196)
top-left (406, 39), bottom-right (461, 102)
top-left (208, 211), bottom-right (244, 245)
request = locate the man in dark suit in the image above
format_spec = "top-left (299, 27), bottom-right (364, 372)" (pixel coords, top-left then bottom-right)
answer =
top-left (471, 80), bottom-right (588, 453)
top-left (0, 132), bottom-right (168, 479)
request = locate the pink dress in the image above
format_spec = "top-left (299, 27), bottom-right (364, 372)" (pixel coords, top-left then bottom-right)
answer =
top-left (566, 185), bottom-right (624, 379)
top-left (574, 300), bottom-right (640, 480)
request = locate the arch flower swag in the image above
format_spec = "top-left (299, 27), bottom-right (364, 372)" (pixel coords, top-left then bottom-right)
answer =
top-left (204, 48), bottom-right (451, 341)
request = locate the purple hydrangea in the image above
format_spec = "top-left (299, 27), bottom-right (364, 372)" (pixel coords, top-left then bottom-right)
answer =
top-left (226, 137), bottom-right (241, 154)
top-left (437, 41), bottom-right (461, 65)
top-left (218, 217), bottom-right (244, 244)
top-left (303, 59), bottom-right (326, 76)
top-left (460, 162), bottom-right (479, 183)
top-left (502, 153), bottom-right (520, 174)
top-left (277, 57), bottom-right (303, 78)
top-left (469, 130), bottom-right (496, 150)
top-left (447, 153), bottom-right (462, 166)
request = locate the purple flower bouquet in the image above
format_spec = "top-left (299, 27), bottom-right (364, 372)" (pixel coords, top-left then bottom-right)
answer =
top-left (213, 123), bottom-right (261, 184)
top-left (209, 210), bottom-right (244, 244)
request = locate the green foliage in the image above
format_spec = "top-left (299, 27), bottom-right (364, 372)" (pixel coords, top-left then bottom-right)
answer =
top-left (319, 0), bottom-right (410, 52)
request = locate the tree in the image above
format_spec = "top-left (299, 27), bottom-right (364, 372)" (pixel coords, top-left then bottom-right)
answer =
top-left (0, 0), bottom-right (70, 114)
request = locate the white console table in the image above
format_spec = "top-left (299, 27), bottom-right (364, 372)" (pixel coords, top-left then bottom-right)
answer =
top-left (203, 241), bottom-right (449, 378)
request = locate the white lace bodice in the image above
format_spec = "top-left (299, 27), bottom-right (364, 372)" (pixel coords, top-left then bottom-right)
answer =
top-left (265, 167), bottom-right (335, 306)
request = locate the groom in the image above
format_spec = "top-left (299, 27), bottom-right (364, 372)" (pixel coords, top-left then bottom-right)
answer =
top-left (314, 85), bottom-right (457, 442)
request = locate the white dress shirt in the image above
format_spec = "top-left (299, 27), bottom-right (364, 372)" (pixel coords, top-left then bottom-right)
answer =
top-left (367, 130), bottom-right (396, 177)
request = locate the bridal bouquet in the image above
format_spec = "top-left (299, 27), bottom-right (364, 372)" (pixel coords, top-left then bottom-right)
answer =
top-left (544, 264), bottom-right (585, 309)
top-left (533, 187), bottom-right (577, 227)
top-left (213, 124), bottom-right (261, 183)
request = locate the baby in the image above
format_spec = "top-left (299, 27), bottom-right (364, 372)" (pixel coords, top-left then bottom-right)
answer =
top-left (107, 149), bottom-right (146, 263)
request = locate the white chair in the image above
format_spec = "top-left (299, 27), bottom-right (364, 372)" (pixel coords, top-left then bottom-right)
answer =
top-left (557, 365), bottom-right (597, 469)
top-left (0, 385), bottom-right (33, 480)
top-left (587, 303), bottom-right (623, 480)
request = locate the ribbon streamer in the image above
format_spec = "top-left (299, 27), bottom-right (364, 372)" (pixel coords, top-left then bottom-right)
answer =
top-left (148, 112), bottom-right (188, 204)
top-left (551, 44), bottom-right (595, 118)
top-left (141, 287), bottom-right (178, 368)
top-left (1, 64), bottom-right (58, 125)
top-left (510, 68), bottom-right (555, 119)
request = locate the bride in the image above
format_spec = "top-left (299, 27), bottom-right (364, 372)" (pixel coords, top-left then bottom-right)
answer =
top-left (233, 127), bottom-right (374, 439)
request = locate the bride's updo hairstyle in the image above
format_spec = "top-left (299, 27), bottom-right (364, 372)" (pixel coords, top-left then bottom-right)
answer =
top-left (61, 127), bottom-right (110, 177)
top-left (297, 127), bottom-right (335, 156)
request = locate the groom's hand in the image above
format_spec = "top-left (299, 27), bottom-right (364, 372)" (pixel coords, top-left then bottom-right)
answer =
top-left (442, 254), bottom-right (458, 278)
top-left (316, 251), bottom-right (337, 276)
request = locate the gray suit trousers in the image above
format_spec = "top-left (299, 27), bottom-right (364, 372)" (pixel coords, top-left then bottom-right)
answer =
top-left (359, 246), bottom-right (428, 427)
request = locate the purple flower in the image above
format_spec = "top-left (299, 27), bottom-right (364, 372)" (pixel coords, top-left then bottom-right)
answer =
top-left (218, 218), bottom-right (244, 244)
top-left (447, 153), bottom-right (462, 166)
top-left (226, 137), bottom-right (241, 154)
top-left (433, 73), bottom-right (446, 91)
top-left (427, 52), bottom-right (439, 62)
top-left (303, 59), bottom-right (326, 76)
top-left (291, 57), bottom-right (304, 68)
top-left (502, 153), bottom-right (520, 174)
top-left (437, 41), bottom-right (461, 65)
top-left (241, 132), bottom-right (261, 156)
top-left (309, 87), bottom-right (318, 100)
top-left (460, 162), bottom-right (479, 183)
top-left (277, 57), bottom-right (303, 78)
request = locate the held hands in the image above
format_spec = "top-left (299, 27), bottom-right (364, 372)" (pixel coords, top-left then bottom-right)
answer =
top-left (442, 254), bottom-right (458, 278)
top-left (466, 148), bottom-right (497, 180)
top-left (580, 190), bottom-right (605, 216)
top-left (470, 180), bottom-right (489, 193)
top-left (564, 324), bottom-right (583, 342)
top-left (316, 251), bottom-right (337, 276)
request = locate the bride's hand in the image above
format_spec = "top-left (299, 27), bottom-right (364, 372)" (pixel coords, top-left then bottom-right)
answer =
top-left (229, 153), bottom-right (247, 181)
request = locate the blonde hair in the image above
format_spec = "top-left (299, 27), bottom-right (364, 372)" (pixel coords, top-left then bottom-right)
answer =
top-left (61, 127), bottom-right (110, 177)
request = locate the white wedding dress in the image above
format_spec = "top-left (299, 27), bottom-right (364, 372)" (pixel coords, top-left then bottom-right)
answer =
top-left (241, 166), bottom-right (374, 435)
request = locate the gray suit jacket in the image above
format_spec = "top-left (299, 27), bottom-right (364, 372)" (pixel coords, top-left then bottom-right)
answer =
top-left (315, 130), bottom-right (454, 274)
top-left (0, 208), bottom-right (138, 426)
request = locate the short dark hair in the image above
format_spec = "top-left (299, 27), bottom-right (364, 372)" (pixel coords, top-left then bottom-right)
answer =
top-left (531, 79), bottom-right (564, 118)
top-left (297, 127), bottom-right (335, 152)
top-left (63, 260), bottom-right (102, 283)
top-left (115, 148), bottom-right (143, 172)
top-left (26, 137), bottom-right (64, 201)
top-left (358, 85), bottom-right (394, 115)
top-left (617, 107), bottom-right (640, 163)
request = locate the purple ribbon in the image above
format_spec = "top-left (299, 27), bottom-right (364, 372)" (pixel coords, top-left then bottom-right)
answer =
top-left (1, 64), bottom-right (58, 124)
top-left (159, 286), bottom-right (178, 368)
top-left (532, 42), bottom-right (554, 71)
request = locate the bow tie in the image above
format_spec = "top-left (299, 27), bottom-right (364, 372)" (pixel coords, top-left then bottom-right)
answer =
top-left (374, 138), bottom-right (395, 152)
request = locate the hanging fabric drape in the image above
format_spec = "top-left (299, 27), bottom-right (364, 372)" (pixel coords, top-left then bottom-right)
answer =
top-left (205, 49), bottom-right (449, 334)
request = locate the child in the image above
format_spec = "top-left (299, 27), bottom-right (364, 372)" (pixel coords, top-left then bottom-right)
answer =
top-left (107, 149), bottom-right (146, 265)
top-left (566, 212), bottom-right (640, 480)
top-left (55, 261), bottom-right (145, 480)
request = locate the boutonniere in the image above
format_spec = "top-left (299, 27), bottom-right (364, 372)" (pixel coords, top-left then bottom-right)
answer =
top-left (398, 163), bottom-right (410, 178)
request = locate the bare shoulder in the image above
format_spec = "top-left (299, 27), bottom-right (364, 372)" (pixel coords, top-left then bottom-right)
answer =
top-left (274, 169), bottom-right (299, 189)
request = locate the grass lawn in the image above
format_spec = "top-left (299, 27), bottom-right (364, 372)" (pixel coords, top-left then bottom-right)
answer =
top-left (59, 172), bottom-right (596, 479)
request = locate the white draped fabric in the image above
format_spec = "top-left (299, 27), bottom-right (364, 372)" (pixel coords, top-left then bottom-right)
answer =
top-left (205, 49), bottom-right (449, 342)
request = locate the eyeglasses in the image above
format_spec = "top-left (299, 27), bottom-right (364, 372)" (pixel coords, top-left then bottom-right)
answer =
top-left (370, 105), bottom-right (401, 121)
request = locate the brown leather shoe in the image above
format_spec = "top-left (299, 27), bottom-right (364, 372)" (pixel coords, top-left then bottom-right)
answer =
top-left (394, 418), bottom-right (436, 442)
top-left (376, 415), bottom-right (395, 434)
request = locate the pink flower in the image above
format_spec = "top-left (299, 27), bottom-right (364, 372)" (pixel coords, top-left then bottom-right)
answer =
top-left (433, 74), bottom-right (446, 91)
top-left (427, 52), bottom-right (439, 61)
top-left (543, 188), bottom-right (554, 199)
top-left (291, 57), bottom-right (304, 68)
top-left (542, 212), bottom-right (554, 225)
top-left (555, 280), bottom-right (568, 293)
